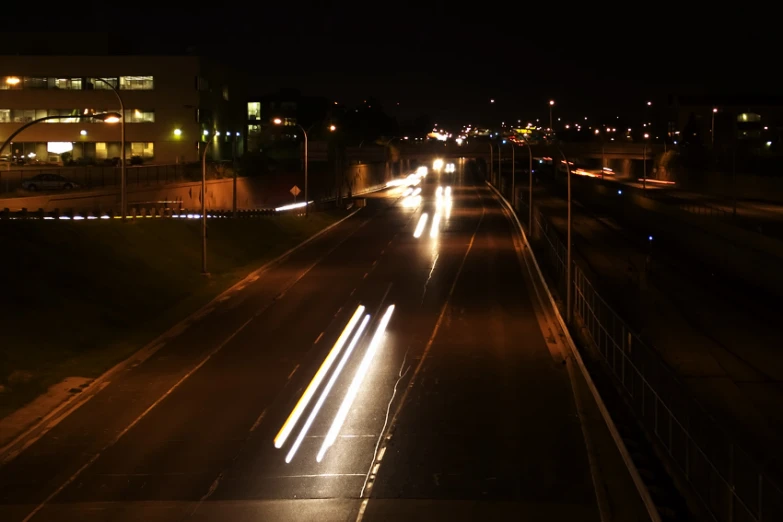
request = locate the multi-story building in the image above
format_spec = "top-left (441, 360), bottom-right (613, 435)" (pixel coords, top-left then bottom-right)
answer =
top-left (246, 89), bottom-right (332, 153)
top-left (0, 55), bottom-right (245, 165)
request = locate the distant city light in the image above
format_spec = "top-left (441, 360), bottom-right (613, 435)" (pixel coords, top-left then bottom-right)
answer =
top-left (173, 128), bottom-right (182, 136)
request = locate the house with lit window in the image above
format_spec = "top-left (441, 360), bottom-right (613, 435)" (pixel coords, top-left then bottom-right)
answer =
top-left (0, 55), bottom-right (246, 164)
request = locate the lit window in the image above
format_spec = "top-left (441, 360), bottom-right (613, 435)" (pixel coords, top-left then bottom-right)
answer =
top-left (23, 77), bottom-right (48, 89)
top-left (131, 142), bottom-right (154, 158)
top-left (0, 109), bottom-right (9, 122)
top-left (54, 78), bottom-right (82, 90)
top-left (737, 113), bottom-right (761, 123)
top-left (11, 109), bottom-right (34, 122)
top-left (96, 142), bottom-right (108, 160)
top-left (87, 78), bottom-right (118, 90)
top-left (0, 76), bottom-right (22, 90)
top-left (124, 109), bottom-right (155, 123)
top-left (284, 118), bottom-right (296, 126)
top-left (247, 102), bottom-right (260, 120)
top-left (247, 124), bottom-right (261, 135)
top-left (120, 76), bottom-right (154, 90)
top-left (223, 86), bottom-right (229, 101)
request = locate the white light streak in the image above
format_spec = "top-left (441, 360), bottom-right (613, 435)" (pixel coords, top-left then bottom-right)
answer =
top-left (413, 213), bottom-right (428, 238)
top-left (317, 304), bottom-right (395, 462)
top-left (286, 314), bottom-right (371, 463)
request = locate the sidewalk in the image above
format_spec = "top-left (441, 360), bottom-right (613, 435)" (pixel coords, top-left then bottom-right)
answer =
top-left (530, 184), bottom-right (783, 481)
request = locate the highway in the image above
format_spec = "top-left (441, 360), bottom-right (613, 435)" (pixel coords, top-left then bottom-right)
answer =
top-left (0, 159), bottom-right (644, 521)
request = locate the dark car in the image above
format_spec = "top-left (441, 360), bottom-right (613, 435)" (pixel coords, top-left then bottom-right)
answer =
top-left (21, 173), bottom-right (80, 191)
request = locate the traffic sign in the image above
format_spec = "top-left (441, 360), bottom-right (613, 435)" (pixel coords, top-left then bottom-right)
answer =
top-left (290, 185), bottom-right (301, 197)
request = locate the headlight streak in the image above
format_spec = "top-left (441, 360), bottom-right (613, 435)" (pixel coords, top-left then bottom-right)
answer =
top-left (413, 213), bottom-right (428, 238)
top-left (317, 304), bottom-right (396, 462)
top-left (430, 212), bottom-right (440, 238)
top-left (285, 314), bottom-right (371, 463)
top-left (274, 305), bottom-right (365, 449)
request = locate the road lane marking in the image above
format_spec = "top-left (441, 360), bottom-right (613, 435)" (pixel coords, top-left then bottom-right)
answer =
top-left (314, 332), bottom-right (324, 344)
top-left (363, 272), bottom-right (368, 278)
top-left (287, 364), bottom-right (300, 380)
top-left (274, 305), bottom-right (365, 449)
top-left (349, 288), bottom-right (356, 296)
top-left (21, 312), bottom-right (259, 522)
top-left (250, 408), bottom-right (267, 432)
top-left (356, 186), bottom-right (486, 521)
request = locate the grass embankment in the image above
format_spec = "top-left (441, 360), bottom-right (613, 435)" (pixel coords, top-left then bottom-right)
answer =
top-left (0, 210), bottom-right (346, 417)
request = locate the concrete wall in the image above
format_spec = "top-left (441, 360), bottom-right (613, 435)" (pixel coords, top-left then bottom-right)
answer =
top-left (0, 160), bottom-right (394, 213)
top-left (0, 177), bottom-right (268, 213)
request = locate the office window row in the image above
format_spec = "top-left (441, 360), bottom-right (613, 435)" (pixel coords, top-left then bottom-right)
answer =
top-left (0, 109), bottom-right (154, 123)
top-left (0, 76), bottom-right (154, 90)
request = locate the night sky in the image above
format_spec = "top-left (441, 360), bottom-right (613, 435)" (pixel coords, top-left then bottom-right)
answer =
top-left (3, 5), bottom-right (775, 127)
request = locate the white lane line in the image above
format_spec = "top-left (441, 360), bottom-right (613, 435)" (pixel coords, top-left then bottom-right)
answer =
top-left (21, 313), bottom-right (259, 522)
top-left (250, 408), bottom-right (267, 432)
top-left (314, 332), bottom-right (325, 344)
top-left (192, 307), bottom-right (215, 321)
top-left (349, 288), bottom-right (356, 296)
top-left (287, 365), bottom-right (300, 380)
top-left (363, 272), bottom-right (369, 279)
top-left (356, 186), bottom-right (486, 522)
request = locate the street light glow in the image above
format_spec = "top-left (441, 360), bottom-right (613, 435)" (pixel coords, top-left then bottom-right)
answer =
top-left (329, 125), bottom-right (336, 131)
top-left (173, 128), bottom-right (182, 136)
top-left (273, 118), bottom-right (282, 125)
top-left (5, 76), bottom-right (20, 85)
top-left (80, 130), bottom-right (87, 136)
top-left (549, 100), bottom-right (555, 106)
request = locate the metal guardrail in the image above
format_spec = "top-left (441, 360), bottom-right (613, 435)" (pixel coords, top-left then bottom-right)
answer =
top-left (525, 198), bottom-right (783, 522)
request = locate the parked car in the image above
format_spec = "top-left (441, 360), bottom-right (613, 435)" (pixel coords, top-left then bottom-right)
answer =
top-left (21, 174), bottom-right (80, 191)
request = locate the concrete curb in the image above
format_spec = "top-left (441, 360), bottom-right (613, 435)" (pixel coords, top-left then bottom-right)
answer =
top-left (485, 180), bottom-right (663, 522)
top-left (0, 207), bottom-right (362, 466)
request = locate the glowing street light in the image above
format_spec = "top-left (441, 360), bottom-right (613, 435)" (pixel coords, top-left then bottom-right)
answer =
top-left (548, 100), bottom-right (555, 132)
top-left (274, 118), bottom-right (310, 216)
top-left (5, 76), bottom-right (20, 85)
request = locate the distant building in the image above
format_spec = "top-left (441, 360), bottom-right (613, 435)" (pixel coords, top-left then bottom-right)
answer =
top-left (0, 55), bottom-right (246, 164)
top-left (246, 89), bottom-right (332, 152)
top-left (670, 95), bottom-right (783, 149)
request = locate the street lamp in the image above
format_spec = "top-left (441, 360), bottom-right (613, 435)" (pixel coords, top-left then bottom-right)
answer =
top-left (273, 118), bottom-right (313, 216)
top-left (90, 78), bottom-right (127, 220)
top-left (200, 132), bottom-right (217, 275)
top-left (642, 133), bottom-right (650, 190)
top-left (559, 149), bottom-right (573, 324)
top-left (549, 100), bottom-right (555, 134)
top-left (711, 107), bottom-right (718, 147)
top-left (0, 112), bottom-right (121, 159)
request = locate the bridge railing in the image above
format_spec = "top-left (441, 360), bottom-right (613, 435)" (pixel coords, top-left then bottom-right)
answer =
top-left (511, 180), bottom-right (783, 522)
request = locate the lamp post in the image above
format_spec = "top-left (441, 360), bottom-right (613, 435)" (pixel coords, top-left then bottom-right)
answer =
top-left (273, 118), bottom-right (308, 216)
top-left (200, 134), bottom-right (215, 275)
top-left (510, 141), bottom-right (515, 207)
top-left (0, 112), bottom-right (121, 159)
top-left (488, 142), bottom-right (494, 182)
top-left (549, 100), bottom-right (555, 135)
top-left (559, 149), bottom-right (573, 324)
top-left (384, 136), bottom-right (399, 180)
top-left (521, 140), bottom-right (533, 231)
top-left (711, 107), bottom-right (717, 147)
top-left (643, 133), bottom-right (650, 191)
top-left (91, 78), bottom-right (126, 220)
top-left (272, 119), bottom-right (336, 215)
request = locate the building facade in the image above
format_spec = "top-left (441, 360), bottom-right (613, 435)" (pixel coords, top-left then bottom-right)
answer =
top-left (0, 55), bottom-right (245, 165)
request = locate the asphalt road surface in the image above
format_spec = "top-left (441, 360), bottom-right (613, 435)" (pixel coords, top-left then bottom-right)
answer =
top-left (0, 160), bottom-right (646, 521)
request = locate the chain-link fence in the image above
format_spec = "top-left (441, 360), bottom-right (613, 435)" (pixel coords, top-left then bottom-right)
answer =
top-left (525, 193), bottom-right (783, 522)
